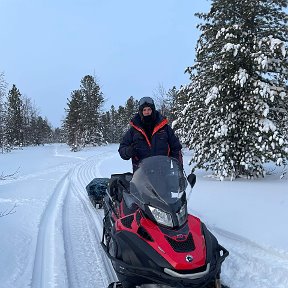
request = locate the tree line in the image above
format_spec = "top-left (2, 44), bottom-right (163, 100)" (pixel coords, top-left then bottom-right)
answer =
top-left (0, 72), bottom-right (180, 152)
top-left (1, 0), bottom-right (288, 180)
top-left (0, 74), bottom-right (56, 152)
top-left (63, 75), bottom-right (180, 151)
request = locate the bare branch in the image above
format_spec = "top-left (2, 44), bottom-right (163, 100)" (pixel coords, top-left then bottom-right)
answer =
top-left (0, 203), bottom-right (17, 217)
top-left (280, 165), bottom-right (287, 180)
top-left (0, 167), bottom-right (20, 180)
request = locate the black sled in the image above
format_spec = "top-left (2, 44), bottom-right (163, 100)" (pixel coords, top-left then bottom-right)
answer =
top-left (86, 177), bottom-right (109, 208)
top-left (100, 156), bottom-right (229, 288)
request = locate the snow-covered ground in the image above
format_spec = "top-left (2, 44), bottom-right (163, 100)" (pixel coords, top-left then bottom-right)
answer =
top-left (0, 143), bottom-right (287, 288)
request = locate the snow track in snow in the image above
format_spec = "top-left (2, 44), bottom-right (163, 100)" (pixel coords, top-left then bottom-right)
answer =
top-left (31, 174), bottom-right (70, 288)
top-left (31, 150), bottom-right (118, 288)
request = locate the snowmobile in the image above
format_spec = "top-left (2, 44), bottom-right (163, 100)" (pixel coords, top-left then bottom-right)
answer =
top-left (100, 155), bottom-right (229, 288)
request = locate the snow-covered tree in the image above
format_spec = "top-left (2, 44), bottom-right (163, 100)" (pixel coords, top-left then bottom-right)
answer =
top-left (172, 86), bottom-right (190, 139)
top-left (165, 86), bottom-right (180, 125)
top-left (179, 0), bottom-right (288, 179)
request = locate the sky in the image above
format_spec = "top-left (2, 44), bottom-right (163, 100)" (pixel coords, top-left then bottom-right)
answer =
top-left (0, 143), bottom-right (288, 288)
top-left (0, 0), bottom-right (211, 128)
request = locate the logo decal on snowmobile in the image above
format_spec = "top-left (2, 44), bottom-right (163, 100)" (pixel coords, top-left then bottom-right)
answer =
top-left (176, 234), bottom-right (185, 240)
top-left (186, 255), bottom-right (193, 262)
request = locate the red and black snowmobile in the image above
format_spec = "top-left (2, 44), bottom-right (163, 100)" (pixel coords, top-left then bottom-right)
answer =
top-left (101, 155), bottom-right (229, 288)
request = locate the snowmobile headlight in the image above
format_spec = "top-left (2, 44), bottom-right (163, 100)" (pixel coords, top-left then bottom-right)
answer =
top-left (148, 206), bottom-right (173, 228)
top-left (177, 204), bottom-right (187, 226)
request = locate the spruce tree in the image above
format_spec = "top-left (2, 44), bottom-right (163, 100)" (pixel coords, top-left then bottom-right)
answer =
top-left (123, 96), bottom-right (139, 127)
top-left (114, 105), bottom-right (127, 142)
top-left (5, 84), bottom-right (24, 147)
top-left (101, 111), bottom-right (112, 143)
top-left (64, 90), bottom-right (85, 150)
top-left (28, 116), bottom-right (52, 145)
top-left (179, 0), bottom-right (288, 179)
top-left (63, 75), bottom-right (106, 150)
top-left (80, 75), bottom-right (104, 146)
top-left (109, 105), bottom-right (121, 143)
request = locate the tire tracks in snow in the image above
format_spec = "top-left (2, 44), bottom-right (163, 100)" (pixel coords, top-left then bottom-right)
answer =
top-left (31, 149), bottom-right (118, 288)
top-left (62, 152), bottom-right (118, 288)
top-left (31, 174), bottom-right (70, 288)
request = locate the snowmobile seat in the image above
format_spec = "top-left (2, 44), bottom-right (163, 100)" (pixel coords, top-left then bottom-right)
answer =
top-left (109, 172), bottom-right (133, 202)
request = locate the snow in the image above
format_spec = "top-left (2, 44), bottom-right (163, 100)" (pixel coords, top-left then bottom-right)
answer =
top-left (269, 36), bottom-right (286, 57)
top-left (259, 118), bottom-right (277, 133)
top-left (205, 86), bottom-right (219, 105)
top-left (222, 43), bottom-right (240, 57)
top-left (232, 68), bottom-right (249, 87)
top-left (0, 144), bottom-right (288, 288)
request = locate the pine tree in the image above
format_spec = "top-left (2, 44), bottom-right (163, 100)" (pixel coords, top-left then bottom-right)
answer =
top-left (64, 90), bottom-right (85, 150)
top-left (114, 105), bottom-right (127, 142)
top-left (101, 97), bottom-right (139, 144)
top-left (63, 75), bottom-right (106, 150)
top-left (33, 116), bottom-right (53, 145)
top-left (5, 84), bottom-right (24, 147)
top-left (109, 105), bottom-right (121, 143)
top-left (123, 96), bottom-right (139, 126)
top-left (52, 127), bottom-right (66, 143)
top-left (179, 0), bottom-right (288, 179)
top-left (101, 111), bottom-right (112, 143)
top-left (80, 75), bottom-right (105, 146)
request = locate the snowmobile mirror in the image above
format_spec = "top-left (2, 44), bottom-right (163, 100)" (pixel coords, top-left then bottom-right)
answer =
top-left (187, 173), bottom-right (196, 188)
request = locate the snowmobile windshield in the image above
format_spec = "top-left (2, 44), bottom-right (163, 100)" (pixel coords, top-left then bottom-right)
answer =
top-left (130, 156), bottom-right (187, 206)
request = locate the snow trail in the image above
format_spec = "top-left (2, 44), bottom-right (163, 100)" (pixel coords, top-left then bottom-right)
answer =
top-left (31, 175), bottom-right (70, 288)
top-left (30, 148), bottom-right (118, 288)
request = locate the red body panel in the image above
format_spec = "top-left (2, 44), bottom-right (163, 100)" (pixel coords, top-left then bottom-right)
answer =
top-left (115, 211), bottom-right (206, 270)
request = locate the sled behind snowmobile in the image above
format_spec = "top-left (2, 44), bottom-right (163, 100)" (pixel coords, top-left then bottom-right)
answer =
top-left (86, 177), bottom-right (109, 208)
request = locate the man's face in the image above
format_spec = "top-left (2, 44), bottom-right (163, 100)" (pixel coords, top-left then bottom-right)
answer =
top-left (142, 107), bottom-right (152, 116)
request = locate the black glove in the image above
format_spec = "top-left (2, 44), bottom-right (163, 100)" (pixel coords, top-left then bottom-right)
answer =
top-left (126, 145), bottom-right (135, 158)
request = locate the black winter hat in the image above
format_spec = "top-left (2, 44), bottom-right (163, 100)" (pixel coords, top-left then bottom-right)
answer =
top-left (138, 97), bottom-right (156, 113)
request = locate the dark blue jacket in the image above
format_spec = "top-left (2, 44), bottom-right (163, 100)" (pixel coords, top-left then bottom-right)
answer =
top-left (118, 111), bottom-right (182, 171)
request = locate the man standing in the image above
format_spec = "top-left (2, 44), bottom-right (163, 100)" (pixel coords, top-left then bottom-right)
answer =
top-left (118, 97), bottom-right (182, 172)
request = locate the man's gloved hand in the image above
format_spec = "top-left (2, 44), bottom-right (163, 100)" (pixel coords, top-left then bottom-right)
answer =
top-left (126, 144), bottom-right (135, 158)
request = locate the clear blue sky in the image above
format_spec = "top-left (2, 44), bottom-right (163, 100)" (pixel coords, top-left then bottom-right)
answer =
top-left (0, 0), bottom-right (211, 127)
